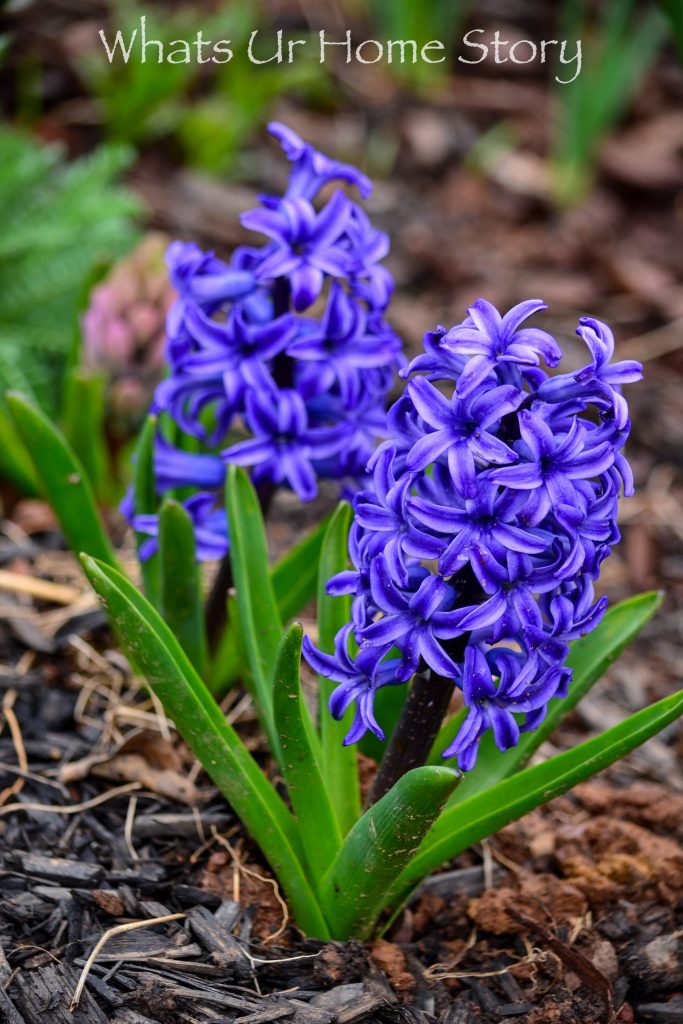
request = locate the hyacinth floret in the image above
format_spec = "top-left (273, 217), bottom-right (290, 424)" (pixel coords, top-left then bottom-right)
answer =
top-left (124, 124), bottom-right (403, 557)
top-left (304, 298), bottom-right (642, 771)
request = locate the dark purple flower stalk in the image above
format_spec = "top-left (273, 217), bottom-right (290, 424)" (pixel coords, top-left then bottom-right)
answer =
top-left (305, 299), bottom-right (642, 773)
top-left (122, 124), bottom-right (403, 562)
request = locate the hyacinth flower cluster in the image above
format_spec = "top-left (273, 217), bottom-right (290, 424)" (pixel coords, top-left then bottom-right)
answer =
top-left (125, 123), bottom-right (403, 559)
top-left (305, 300), bottom-right (643, 770)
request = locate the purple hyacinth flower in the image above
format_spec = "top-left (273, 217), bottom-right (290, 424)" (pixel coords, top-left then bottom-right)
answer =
top-left (287, 284), bottom-right (401, 381)
top-left (456, 545), bottom-right (584, 641)
top-left (537, 317), bottom-right (643, 429)
top-left (401, 325), bottom-right (468, 383)
top-left (153, 370), bottom-right (240, 444)
top-left (131, 492), bottom-right (228, 562)
top-left (353, 446), bottom-right (442, 586)
top-left (309, 297), bottom-right (640, 770)
top-left (166, 241), bottom-right (255, 306)
top-left (409, 480), bottom-right (550, 577)
top-left (303, 625), bottom-right (402, 744)
top-left (223, 389), bottom-right (351, 501)
top-left (524, 589), bottom-right (607, 667)
top-left (181, 305), bottom-right (296, 391)
top-left (344, 205), bottom-right (393, 310)
top-left (154, 434), bottom-right (225, 493)
top-left (268, 122), bottom-right (373, 201)
top-left (442, 646), bottom-right (567, 770)
top-left (443, 299), bottom-right (561, 397)
top-left (405, 376), bottom-right (523, 498)
top-left (242, 193), bottom-right (352, 310)
top-left (488, 410), bottom-right (615, 525)
top-left (357, 554), bottom-right (466, 680)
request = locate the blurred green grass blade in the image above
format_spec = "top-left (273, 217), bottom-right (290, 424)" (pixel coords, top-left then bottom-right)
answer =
top-left (159, 498), bottom-right (208, 676)
top-left (62, 368), bottom-right (110, 504)
top-left (0, 398), bottom-right (38, 495)
top-left (132, 414), bottom-right (160, 607)
top-left (5, 391), bottom-right (117, 568)
top-left (553, 0), bottom-right (666, 205)
top-left (225, 465), bottom-right (283, 759)
top-left (659, 0), bottom-right (683, 60)
top-left (316, 502), bottom-right (360, 834)
top-left (389, 686), bottom-right (683, 912)
top-left (271, 514), bottom-right (329, 622)
top-left (274, 622), bottom-right (342, 885)
top-left (448, 591), bottom-right (663, 803)
top-left (320, 766), bottom-right (460, 940)
top-left (80, 553), bottom-right (329, 939)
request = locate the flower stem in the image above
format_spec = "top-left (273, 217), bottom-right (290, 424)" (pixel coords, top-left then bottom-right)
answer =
top-left (365, 667), bottom-right (456, 807)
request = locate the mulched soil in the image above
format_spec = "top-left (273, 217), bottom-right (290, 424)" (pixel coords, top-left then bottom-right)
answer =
top-left (2, 1), bottom-right (683, 1021)
top-left (0, 510), bottom-right (682, 1024)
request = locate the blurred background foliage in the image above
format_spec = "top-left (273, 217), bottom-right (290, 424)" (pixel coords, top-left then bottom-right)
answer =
top-left (0, 0), bottom-right (680, 498)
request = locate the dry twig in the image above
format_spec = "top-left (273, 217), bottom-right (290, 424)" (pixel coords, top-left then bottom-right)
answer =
top-left (70, 912), bottom-right (186, 1010)
top-left (0, 780), bottom-right (142, 816)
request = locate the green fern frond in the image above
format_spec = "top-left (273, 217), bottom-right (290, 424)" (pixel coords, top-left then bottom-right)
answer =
top-left (0, 126), bottom-right (141, 417)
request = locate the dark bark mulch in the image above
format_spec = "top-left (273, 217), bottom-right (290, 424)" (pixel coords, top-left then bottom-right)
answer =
top-left (0, 552), bottom-right (682, 1024)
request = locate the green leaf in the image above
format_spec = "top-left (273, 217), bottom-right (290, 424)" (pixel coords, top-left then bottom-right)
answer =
top-left (206, 613), bottom-right (241, 695)
top-left (62, 368), bottom-right (111, 504)
top-left (0, 398), bottom-right (38, 495)
top-left (5, 391), bottom-right (117, 568)
top-left (81, 554), bottom-right (330, 939)
top-left (132, 414), bottom-right (160, 607)
top-left (206, 517), bottom-right (330, 697)
top-left (320, 766), bottom-right (460, 940)
top-left (273, 622), bottom-right (342, 885)
top-left (659, 0), bottom-right (683, 60)
top-left (159, 498), bottom-right (208, 676)
top-left (271, 514), bottom-right (330, 622)
top-left (449, 591), bottom-right (663, 803)
top-left (225, 465), bottom-right (283, 758)
top-left (389, 686), bottom-right (683, 914)
top-left (316, 502), bottom-right (360, 834)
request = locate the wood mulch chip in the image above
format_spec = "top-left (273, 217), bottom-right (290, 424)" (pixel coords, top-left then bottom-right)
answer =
top-left (0, 539), bottom-right (681, 1024)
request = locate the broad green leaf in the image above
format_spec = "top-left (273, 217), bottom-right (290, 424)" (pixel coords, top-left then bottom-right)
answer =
top-left (207, 516), bottom-right (331, 696)
top-left (273, 622), bottom-right (342, 885)
top-left (316, 502), bottom-right (360, 834)
top-left (206, 611), bottom-right (240, 695)
top-left (449, 591), bottom-right (663, 803)
top-left (81, 554), bottom-right (330, 939)
top-left (0, 398), bottom-right (38, 495)
top-left (272, 514), bottom-right (330, 622)
top-left (225, 465), bottom-right (282, 759)
top-left (132, 414), bottom-right (160, 607)
top-left (388, 686), bottom-right (683, 915)
top-left (320, 766), bottom-right (460, 940)
top-left (62, 369), bottom-right (111, 504)
top-left (159, 498), bottom-right (208, 676)
top-left (659, 0), bottom-right (683, 60)
top-left (5, 391), bottom-right (117, 568)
